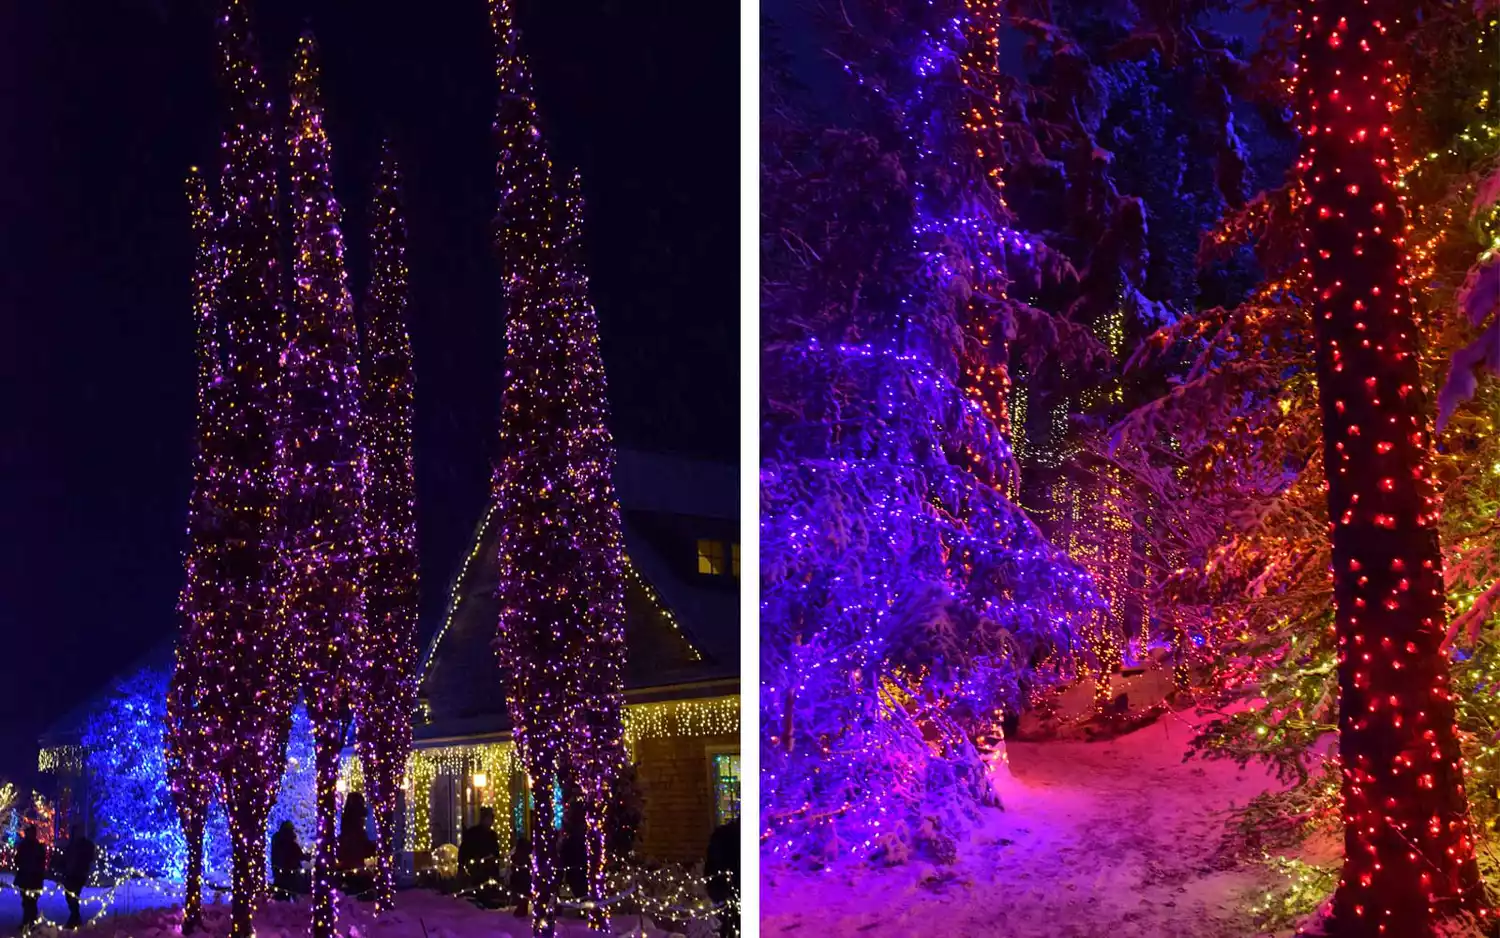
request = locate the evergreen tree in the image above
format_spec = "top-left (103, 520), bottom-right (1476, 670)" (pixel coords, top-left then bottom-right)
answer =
top-left (181, 4), bottom-right (297, 935)
top-left (487, 0), bottom-right (629, 933)
top-left (166, 167), bottom-right (224, 933)
top-left (355, 144), bottom-right (419, 914)
top-left (279, 32), bottom-right (367, 938)
top-left (1110, 2), bottom-right (1500, 931)
top-left (760, 0), bottom-right (1101, 867)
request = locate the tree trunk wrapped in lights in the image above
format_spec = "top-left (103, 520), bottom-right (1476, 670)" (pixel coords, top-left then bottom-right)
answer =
top-left (280, 31), bottom-right (367, 938)
top-left (487, 1), bottom-right (629, 933)
top-left (355, 143), bottom-right (419, 915)
top-left (1293, 2), bottom-right (1488, 932)
top-left (166, 167), bottom-right (224, 935)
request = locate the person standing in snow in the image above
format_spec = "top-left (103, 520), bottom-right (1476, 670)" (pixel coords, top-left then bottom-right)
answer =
top-left (704, 818), bottom-right (739, 938)
top-left (337, 792), bottom-right (377, 897)
top-left (60, 825), bottom-right (95, 929)
top-left (14, 825), bottom-right (46, 933)
top-left (271, 821), bottom-right (308, 898)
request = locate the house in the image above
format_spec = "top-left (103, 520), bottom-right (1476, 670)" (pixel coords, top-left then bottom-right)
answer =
top-left (405, 449), bottom-right (741, 866)
top-left (35, 449), bottom-right (740, 873)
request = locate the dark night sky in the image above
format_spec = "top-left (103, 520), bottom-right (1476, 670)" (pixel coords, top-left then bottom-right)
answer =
top-left (0, 0), bottom-right (738, 784)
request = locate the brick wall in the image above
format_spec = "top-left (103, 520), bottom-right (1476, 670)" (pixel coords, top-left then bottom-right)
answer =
top-left (635, 732), bottom-right (738, 863)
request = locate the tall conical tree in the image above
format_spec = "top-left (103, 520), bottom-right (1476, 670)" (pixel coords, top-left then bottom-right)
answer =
top-left (555, 168), bottom-right (628, 934)
top-left (166, 167), bottom-right (223, 935)
top-left (1292, 1), bottom-right (1487, 932)
top-left (355, 143), bottom-right (419, 915)
top-left (487, 0), bottom-right (629, 933)
top-left (199, 3), bottom-right (295, 935)
top-left (279, 31), bottom-right (367, 938)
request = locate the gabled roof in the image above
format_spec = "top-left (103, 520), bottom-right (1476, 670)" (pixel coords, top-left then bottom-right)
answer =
top-left (415, 450), bottom-right (739, 742)
top-left (39, 641), bottom-right (176, 747)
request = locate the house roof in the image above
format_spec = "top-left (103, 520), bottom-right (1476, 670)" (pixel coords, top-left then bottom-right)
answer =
top-left (415, 449), bottom-right (740, 742)
top-left (39, 641), bottom-right (176, 747)
top-left (39, 451), bottom-right (740, 751)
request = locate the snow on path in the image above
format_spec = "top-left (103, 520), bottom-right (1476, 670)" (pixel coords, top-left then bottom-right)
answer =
top-left (763, 711), bottom-right (1288, 938)
top-left (0, 885), bottom-right (695, 938)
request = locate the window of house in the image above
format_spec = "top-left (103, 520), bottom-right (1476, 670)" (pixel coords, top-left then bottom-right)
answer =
top-left (697, 539), bottom-right (725, 576)
top-left (711, 752), bottom-right (740, 825)
top-left (731, 543), bottom-right (740, 578)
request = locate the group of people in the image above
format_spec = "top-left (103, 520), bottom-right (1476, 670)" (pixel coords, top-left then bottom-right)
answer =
top-left (11, 824), bottom-right (96, 932)
top-left (269, 791), bottom-right (378, 900)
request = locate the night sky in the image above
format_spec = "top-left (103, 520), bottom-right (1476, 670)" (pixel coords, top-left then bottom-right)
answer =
top-left (0, 0), bottom-right (738, 784)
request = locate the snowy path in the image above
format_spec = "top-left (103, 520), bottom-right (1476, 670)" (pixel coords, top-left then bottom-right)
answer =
top-left (763, 712), bottom-right (1289, 938)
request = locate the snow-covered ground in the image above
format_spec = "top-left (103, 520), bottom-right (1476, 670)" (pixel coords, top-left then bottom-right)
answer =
top-left (763, 710), bottom-right (1293, 938)
top-left (0, 883), bottom-right (707, 938)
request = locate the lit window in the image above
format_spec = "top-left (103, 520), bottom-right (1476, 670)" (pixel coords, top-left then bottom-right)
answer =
top-left (712, 752), bottom-right (740, 825)
top-left (731, 543), bottom-right (739, 578)
top-left (697, 539), bottom-right (725, 576)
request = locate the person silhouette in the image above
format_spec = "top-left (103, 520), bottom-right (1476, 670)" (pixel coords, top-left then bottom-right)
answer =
top-left (14, 826), bottom-right (47, 933)
top-left (61, 825), bottom-right (95, 929)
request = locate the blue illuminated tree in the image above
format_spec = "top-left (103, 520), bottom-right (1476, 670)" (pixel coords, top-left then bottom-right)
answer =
top-left (83, 666), bottom-right (315, 886)
top-left (760, 0), bottom-right (1103, 866)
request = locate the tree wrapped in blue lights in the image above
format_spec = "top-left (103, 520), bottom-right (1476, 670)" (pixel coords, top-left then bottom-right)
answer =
top-left (86, 663), bottom-right (313, 886)
top-left (487, 0), bottom-right (629, 933)
top-left (760, 0), bottom-right (1102, 866)
top-left (88, 667), bottom-right (229, 885)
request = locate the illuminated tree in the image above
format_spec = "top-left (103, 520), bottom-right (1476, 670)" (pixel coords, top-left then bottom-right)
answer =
top-left (166, 166), bottom-right (225, 934)
top-left (171, 4), bottom-right (298, 936)
top-left (1108, 2), bottom-right (1500, 932)
top-left (355, 143), bottom-right (419, 914)
top-left (760, 0), bottom-right (1100, 866)
top-left (487, 0), bottom-right (629, 933)
top-left (1272, 3), bottom-right (1488, 930)
top-left (279, 31), bottom-right (367, 938)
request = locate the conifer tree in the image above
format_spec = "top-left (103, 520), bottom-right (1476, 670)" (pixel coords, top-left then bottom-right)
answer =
top-left (279, 31), bottom-right (367, 938)
top-left (190, 5), bottom-right (296, 935)
top-left (487, 0), bottom-right (629, 932)
top-left (355, 144), bottom-right (419, 915)
top-left (166, 167), bottom-right (223, 935)
top-left (760, 0), bottom-right (1100, 865)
